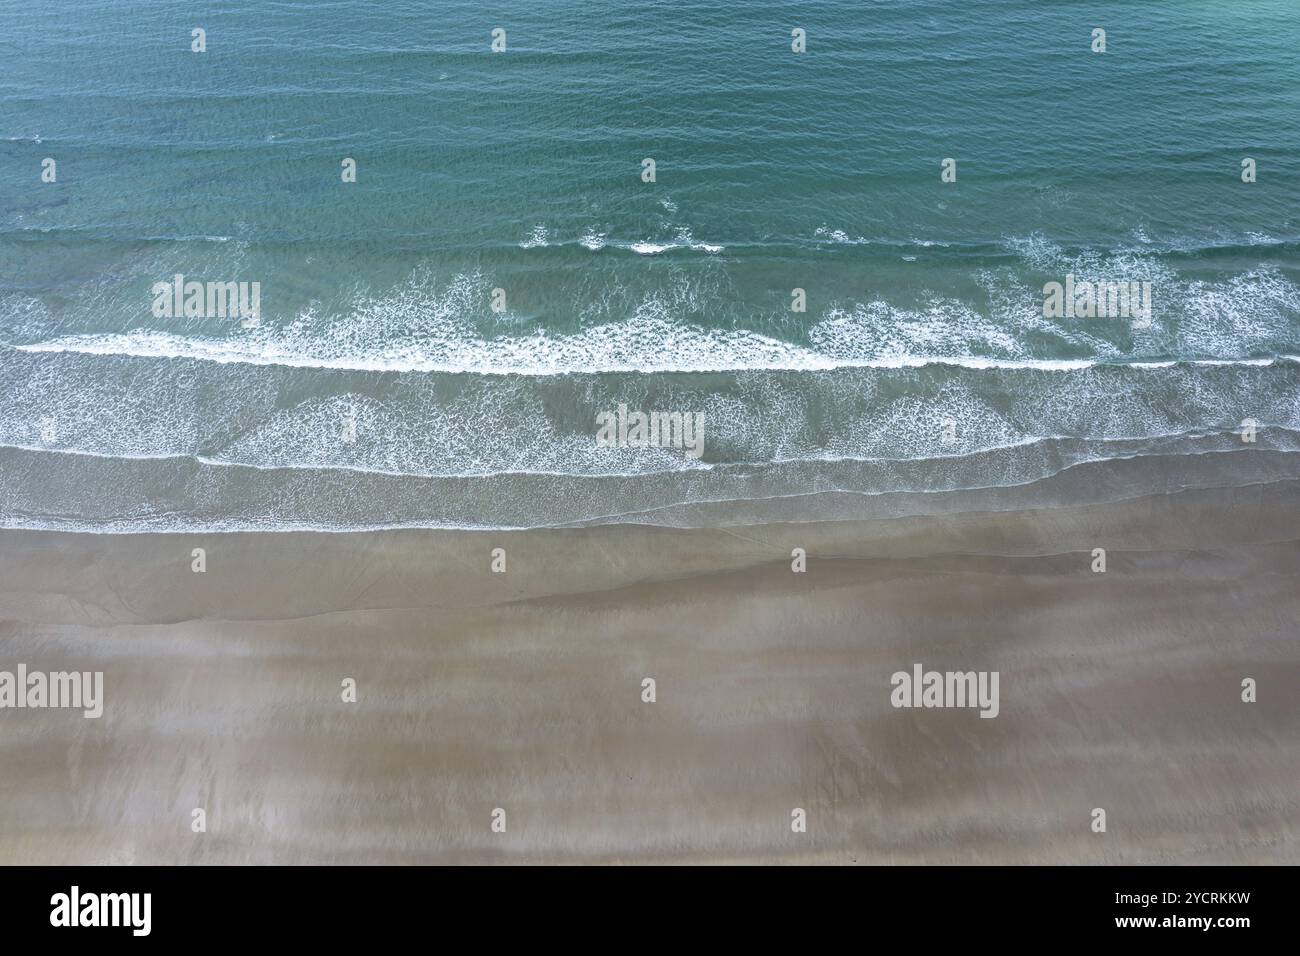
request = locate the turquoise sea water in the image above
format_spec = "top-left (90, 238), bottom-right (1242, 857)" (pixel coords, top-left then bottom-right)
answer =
top-left (1, 0), bottom-right (1298, 529)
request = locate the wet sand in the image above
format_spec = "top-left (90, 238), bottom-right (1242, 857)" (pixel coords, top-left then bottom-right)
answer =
top-left (1, 478), bottom-right (1297, 864)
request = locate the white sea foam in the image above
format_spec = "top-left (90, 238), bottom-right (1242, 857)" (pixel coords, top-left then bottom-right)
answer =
top-left (619, 227), bottom-right (722, 256)
top-left (814, 226), bottom-right (867, 245)
top-left (24, 327), bottom-right (1279, 374)
top-left (6, 334), bottom-right (1298, 486)
top-left (14, 326), bottom-right (1298, 376)
top-left (10, 237), bottom-right (1299, 376)
top-left (812, 226), bottom-right (951, 248)
top-left (518, 224), bottom-right (550, 248)
top-left (6, 260), bottom-right (1299, 506)
top-left (498, 225), bottom-right (720, 255)
top-left (628, 242), bottom-right (670, 256)
top-left (579, 228), bottom-right (607, 251)
top-left (1244, 231), bottom-right (1281, 246)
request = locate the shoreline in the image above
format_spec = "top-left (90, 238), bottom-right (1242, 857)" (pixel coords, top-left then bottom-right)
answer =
top-left (2, 440), bottom-right (1298, 534)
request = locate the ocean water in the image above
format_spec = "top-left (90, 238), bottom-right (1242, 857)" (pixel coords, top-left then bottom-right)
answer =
top-left (2, 0), bottom-right (1298, 530)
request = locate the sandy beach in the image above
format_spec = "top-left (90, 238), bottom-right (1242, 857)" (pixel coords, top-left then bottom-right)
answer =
top-left (1, 459), bottom-right (1296, 865)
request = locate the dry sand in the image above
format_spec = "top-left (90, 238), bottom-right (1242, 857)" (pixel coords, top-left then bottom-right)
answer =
top-left (1, 479), bottom-right (1297, 864)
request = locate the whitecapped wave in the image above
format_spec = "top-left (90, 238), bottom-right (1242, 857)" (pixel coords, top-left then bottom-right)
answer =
top-left (10, 252), bottom-right (1298, 374)
top-left (13, 326), bottom-right (1297, 376)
